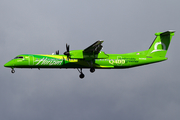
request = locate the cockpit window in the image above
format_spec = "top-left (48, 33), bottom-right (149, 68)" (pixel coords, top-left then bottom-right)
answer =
top-left (14, 56), bottom-right (24, 59)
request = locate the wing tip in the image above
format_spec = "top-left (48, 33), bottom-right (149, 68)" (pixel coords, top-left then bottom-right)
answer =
top-left (98, 40), bottom-right (104, 42)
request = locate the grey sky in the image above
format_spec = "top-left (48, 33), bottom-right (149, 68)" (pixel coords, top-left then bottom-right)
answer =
top-left (1, 0), bottom-right (180, 120)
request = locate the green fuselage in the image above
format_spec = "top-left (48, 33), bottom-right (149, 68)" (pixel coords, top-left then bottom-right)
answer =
top-left (4, 52), bottom-right (167, 69)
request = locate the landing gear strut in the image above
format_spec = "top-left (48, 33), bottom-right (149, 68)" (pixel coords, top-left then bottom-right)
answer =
top-left (11, 68), bottom-right (15, 73)
top-left (77, 68), bottom-right (85, 79)
top-left (87, 61), bottom-right (95, 73)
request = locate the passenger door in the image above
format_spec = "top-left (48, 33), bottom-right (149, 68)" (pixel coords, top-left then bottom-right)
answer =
top-left (29, 55), bottom-right (34, 66)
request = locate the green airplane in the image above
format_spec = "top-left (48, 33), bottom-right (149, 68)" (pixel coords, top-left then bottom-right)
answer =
top-left (4, 30), bottom-right (175, 78)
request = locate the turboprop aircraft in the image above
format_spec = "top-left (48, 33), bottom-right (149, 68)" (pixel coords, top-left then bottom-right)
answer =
top-left (4, 30), bottom-right (175, 78)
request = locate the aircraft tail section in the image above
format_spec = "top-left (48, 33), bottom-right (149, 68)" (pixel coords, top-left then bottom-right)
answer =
top-left (146, 30), bottom-right (175, 57)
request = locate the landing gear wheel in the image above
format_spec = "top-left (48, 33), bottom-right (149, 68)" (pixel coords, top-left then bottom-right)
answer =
top-left (77, 68), bottom-right (85, 79)
top-left (90, 68), bottom-right (95, 73)
top-left (11, 69), bottom-right (15, 73)
top-left (79, 73), bottom-right (85, 79)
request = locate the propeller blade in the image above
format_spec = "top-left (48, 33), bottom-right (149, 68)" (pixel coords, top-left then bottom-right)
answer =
top-left (66, 44), bottom-right (69, 52)
top-left (56, 50), bottom-right (59, 55)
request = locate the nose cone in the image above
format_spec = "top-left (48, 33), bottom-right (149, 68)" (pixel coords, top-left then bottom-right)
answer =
top-left (4, 60), bottom-right (14, 67)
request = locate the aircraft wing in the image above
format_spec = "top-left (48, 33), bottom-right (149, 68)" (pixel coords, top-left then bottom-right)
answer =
top-left (83, 40), bottom-right (104, 54)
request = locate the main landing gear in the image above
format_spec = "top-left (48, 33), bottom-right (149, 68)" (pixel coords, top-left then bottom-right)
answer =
top-left (77, 68), bottom-right (85, 79)
top-left (77, 61), bottom-right (96, 79)
top-left (77, 67), bottom-right (96, 79)
top-left (11, 68), bottom-right (15, 73)
top-left (90, 67), bottom-right (95, 73)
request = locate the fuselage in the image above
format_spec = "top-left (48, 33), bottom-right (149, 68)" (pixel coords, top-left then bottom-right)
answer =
top-left (4, 53), bottom-right (167, 69)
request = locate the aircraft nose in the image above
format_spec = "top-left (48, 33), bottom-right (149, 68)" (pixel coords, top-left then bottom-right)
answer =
top-left (4, 61), bottom-right (13, 67)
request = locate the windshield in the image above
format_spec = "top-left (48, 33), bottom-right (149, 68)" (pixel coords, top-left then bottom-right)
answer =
top-left (14, 56), bottom-right (24, 59)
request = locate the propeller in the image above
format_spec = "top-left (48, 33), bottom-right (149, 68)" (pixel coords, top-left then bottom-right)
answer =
top-left (64, 44), bottom-right (70, 57)
top-left (56, 50), bottom-right (59, 55)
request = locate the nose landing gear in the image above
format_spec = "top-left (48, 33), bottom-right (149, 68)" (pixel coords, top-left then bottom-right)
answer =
top-left (11, 68), bottom-right (15, 73)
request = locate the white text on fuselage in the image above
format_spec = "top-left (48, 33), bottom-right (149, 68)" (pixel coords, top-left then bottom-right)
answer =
top-left (35, 58), bottom-right (62, 66)
top-left (109, 59), bottom-right (125, 65)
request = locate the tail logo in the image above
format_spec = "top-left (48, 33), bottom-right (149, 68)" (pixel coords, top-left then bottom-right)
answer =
top-left (151, 42), bottom-right (166, 53)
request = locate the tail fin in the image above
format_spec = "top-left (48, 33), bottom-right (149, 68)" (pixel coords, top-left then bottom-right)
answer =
top-left (147, 30), bottom-right (175, 57)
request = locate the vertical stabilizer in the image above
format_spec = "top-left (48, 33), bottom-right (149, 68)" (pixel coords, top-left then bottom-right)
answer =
top-left (147, 30), bottom-right (175, 57)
